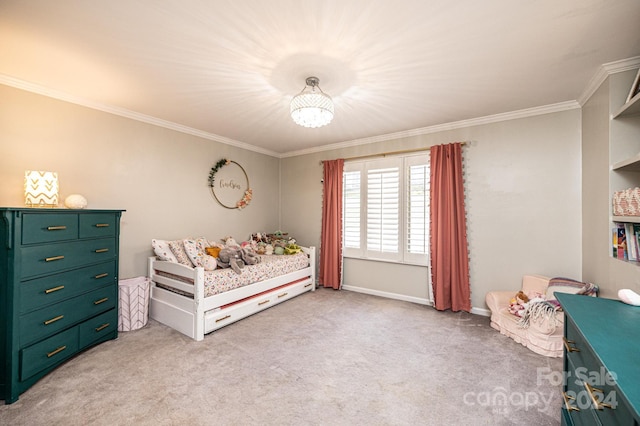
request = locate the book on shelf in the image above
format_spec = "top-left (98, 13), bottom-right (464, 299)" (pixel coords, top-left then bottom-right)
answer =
top-left (613, 227), bottom-right (618, 258)
top-left (617, 224), bottom-right (628, 260)
top-left (634, 224), bottom-right (640, 262)
top-left (625, 223), bottom-right (638, 261)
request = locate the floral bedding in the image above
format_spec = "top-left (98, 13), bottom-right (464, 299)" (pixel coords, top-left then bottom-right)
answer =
top-left (156, 252), bottom-right (310, 298)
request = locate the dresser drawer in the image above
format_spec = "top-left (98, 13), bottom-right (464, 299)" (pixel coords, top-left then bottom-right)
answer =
top-left (20, 326), bottom-right (79, 381)
top-left (21, 213), bottom-right (78, 245)
top-left (75, 285), bottom-right (118, 326)
top-left (564, 357), bottom-right (599, 426)
top-left (20, 285), bottom-right (117, 347)
top-left (20, 261), bottom-right (117, 314)
top-left (79, 213), bottom-right (118, 239)
top-left (20, 296), bottom-right (86, 346)
top-left (564, 317), bottom-right (600, 375)
top-left (20, 238), bottom-right (116, 278)
top-left (79, 309), bottom-right (117, 348)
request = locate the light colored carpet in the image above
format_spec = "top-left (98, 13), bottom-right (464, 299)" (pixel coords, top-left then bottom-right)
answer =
top-left (1, 288), bottom-right (562, 425)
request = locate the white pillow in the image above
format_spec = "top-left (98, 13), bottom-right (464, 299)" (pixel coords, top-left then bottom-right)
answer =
top-left (184, 237), bottom-right (211, 268)
top-left (200, 255), bottom-right (217, 271)
top-left (151, 239), bottom-right (178, 263)
top-left (168, 239), bottom-right (194, 266)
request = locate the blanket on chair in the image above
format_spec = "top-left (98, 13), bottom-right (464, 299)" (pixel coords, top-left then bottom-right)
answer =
top-left (518, 300), bottom-right (561, 329)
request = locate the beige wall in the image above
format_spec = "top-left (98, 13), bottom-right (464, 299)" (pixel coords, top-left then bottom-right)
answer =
top-left (581, 80), bottom-right (611, 291)
top-left (0, 85), bottom-right (282, 280)
top-left (1, 83), bottom-right (586, 313)
top-left (281, 110), bottom-right (583, 312)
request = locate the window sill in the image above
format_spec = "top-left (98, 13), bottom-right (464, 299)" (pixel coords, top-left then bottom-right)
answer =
top-left (343, 255), bottom-right (429, 268)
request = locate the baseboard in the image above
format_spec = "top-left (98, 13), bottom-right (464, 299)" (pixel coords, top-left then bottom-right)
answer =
top-left (341, 285), bottom-right (432, 306)
top-left (471, 307), bottom-right (491, 317)
top-left (342, 285), bottom-right (492, 317)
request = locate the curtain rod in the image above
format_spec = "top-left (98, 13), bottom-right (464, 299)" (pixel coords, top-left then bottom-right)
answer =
top-left (320, 141), bottom-right (468, 164)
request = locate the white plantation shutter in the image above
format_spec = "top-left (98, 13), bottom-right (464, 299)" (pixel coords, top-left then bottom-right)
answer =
top-left (366, 163), bottom-right (400, 261)
top-left (343, 155), bottom-right (428, 265)
top-left (405, 156), bottom-right (429, 265)
top-left (343, 169), bottom-right (362, 253)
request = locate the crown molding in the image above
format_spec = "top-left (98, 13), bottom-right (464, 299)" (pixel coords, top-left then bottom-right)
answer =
top-left (578, 56), bottom-right (640, 106)
top-left (0, 73), bottom-right (280, 158)
top-left (281, 101), bottom-right (580, 158)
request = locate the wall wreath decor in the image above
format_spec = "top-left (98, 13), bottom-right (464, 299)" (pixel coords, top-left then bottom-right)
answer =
top-left (208, 159), bottom-right (252, 209)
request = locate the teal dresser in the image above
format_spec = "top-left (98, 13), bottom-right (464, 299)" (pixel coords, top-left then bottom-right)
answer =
top-left (0, 208), bottom-right (124, 404)
top-left (557, 293), bottom-right (640, 425)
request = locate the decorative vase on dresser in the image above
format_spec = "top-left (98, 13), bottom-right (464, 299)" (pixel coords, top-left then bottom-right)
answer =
top-left (0, 208), bottom-right (124, 404)
top-left (556, 292), bottom-right (640, 425)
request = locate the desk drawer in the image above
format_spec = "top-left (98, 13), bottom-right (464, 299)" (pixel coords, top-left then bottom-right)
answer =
top-left (20, 326), bottom-right (79, 381)
top-left (79, 309), bottom-right (117, 348)
top-left (79, 213), bottom-right (117, 239)
top-left (21, 238), bottom-right (116, 278)
top-left (21, 213), bottom-right (78, 244)
top-left (20, 261), bottom-right (117, 313)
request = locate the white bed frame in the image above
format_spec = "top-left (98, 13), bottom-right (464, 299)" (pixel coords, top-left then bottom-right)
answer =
top-left (147, 246), bottom-right (316, 341)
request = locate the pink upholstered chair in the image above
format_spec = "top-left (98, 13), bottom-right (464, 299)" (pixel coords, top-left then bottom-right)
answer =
top-left (486, 275), bottom-right (598, 357)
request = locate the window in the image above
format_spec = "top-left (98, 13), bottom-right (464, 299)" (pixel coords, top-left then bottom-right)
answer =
top-left (343, 154), bottom-right (429, 265)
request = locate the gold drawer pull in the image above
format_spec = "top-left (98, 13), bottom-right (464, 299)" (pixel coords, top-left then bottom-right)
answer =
top-left (47, 345), bottom-right (67, 358)
top-left (304, 283), bottom-right (312, 288)
top-left (562, 392), bottom-right (579, 412)
top-left (44, 315), bottom-right (64, 325)
top-left (45, 285), bottom-right (65, 294)
top-left (95, 223), bottom-right (110, 228)
top-left (258, 300), bottom-right (270, 306)
top-left (94, 273), bottom-right (109, 279)
top-left (94, 248), bottom-right (109, 253)
top-left (563, 337), bottom-right (580, 352)
top-left (584, 383), bottom-right (614, 410)
top-left (95, 323), bottom-right (110, 332)
top-left (278, 292), bottom-right (288, 298)
top-left (94, 297), bottom-right (109, 305)
top-left (45, 255), bottom-right (65, 262)
top-left (215, 315), bottom-right (231, 323)
top-left (47, 225), bottom-right (67, 231)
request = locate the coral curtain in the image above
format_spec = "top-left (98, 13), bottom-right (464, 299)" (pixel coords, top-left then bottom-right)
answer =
top-left (319, 159), bottom-right (344, 289)
top-left (430, 143), bottom-right (471, 312)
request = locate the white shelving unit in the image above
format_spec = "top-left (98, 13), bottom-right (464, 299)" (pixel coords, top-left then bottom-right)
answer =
top-left (612, 91), bottom-right (640, 119)
top-left (613, 216), bottom-right (640, 224)
top-left (612, 152), bottom-right (640, 172)
top-left (610, 69), bottom-right (640, 264)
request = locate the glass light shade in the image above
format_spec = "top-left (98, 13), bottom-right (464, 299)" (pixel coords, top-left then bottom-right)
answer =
top-left (24, 171), bottom-right (59, 207)
top-left (290, 77), bottom-right (334, 128)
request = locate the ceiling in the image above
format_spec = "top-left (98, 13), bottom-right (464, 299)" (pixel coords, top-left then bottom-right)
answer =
top-left (2, 1), bottom-right (640, 156)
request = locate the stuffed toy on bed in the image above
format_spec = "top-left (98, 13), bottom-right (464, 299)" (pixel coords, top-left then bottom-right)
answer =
top-left (217, 248), bottom-right (245, 274)
top-left (241, 247), bottom-right (261, 265)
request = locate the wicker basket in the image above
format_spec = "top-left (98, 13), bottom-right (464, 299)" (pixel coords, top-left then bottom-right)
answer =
top-left (613, 188), bottom-right (640, 216)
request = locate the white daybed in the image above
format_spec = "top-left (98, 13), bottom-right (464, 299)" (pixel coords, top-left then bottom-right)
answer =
top-left (147, 246), bottom-right (316, 340)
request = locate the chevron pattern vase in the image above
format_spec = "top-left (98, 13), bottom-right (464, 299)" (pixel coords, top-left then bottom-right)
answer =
top-left (24, 171), bottom-right (59, 207)
top-left (118, 277), bottom-right (150, 332)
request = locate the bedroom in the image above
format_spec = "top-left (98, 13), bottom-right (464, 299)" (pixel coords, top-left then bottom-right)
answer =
top-left (1, 0), bottom-right (640, 423)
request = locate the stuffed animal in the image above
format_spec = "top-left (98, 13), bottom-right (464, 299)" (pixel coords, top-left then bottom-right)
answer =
top-left (217, 247), bottom-right (245, 274)
top-left (241, 247), bottom-right (261, 265)
top-left (508, 291), bottom-right (529, 317)
top-left (221, 236), bottom-right (240, 249)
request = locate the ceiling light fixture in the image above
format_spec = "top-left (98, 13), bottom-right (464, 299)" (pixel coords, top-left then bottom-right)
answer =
top-left (290, 76), bottom-right (334, 128)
